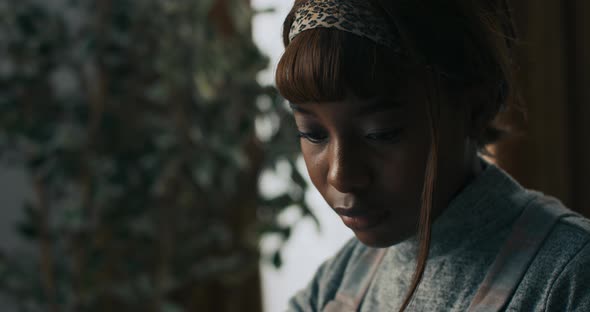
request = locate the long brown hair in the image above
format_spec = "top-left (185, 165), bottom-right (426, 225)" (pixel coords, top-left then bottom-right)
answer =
top-left (276, 0), bottom-right (517, 310)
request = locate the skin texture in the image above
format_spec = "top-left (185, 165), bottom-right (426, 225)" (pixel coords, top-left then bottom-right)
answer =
top-left (292, 79), bottom-right (483, 247)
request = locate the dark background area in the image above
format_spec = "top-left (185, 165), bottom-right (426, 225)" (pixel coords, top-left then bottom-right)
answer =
top-left (496, 1), bottom-right (590, 217)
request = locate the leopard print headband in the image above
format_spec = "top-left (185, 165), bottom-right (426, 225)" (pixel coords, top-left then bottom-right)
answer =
top-left (288, 0), bottom-right (401, 50)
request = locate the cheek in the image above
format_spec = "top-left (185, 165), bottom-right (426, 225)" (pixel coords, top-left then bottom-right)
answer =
top-left (374, 125), bottom-right (432, 206)
top-left (378, 146), bottom-right (428, 202)
top-left (300, 145), bottom-right (327, 191)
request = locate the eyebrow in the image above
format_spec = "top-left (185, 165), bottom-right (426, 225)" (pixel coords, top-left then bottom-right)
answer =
top-left (289, 98), bottom-right (402, 116)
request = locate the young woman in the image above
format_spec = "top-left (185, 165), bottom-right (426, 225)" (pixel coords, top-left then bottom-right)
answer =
top-left (275, 0), bottom-right (590, 311)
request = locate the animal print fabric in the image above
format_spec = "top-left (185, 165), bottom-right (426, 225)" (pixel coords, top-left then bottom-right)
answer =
top-left (288, 0), bottom-right (400, 50)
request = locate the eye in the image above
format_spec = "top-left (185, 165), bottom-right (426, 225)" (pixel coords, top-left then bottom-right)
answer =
top-left (297, 130), bottom-right (328, 144)
top-left (365, 128), bottom-right (403, 143)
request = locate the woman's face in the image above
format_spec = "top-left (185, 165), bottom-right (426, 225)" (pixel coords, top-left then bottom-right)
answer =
top-left (291, 81), bottom-right (481, 247)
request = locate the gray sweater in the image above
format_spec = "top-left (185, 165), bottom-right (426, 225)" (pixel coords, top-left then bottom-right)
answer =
top-left (287, 163), bottom-right (590, 311)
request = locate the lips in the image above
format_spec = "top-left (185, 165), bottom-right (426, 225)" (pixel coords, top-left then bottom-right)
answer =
top-left (334, 207), bottom-right (390, 231)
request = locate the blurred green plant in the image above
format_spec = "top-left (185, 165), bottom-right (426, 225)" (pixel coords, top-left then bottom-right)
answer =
top-left (0, 0), bottom-right (314, 311)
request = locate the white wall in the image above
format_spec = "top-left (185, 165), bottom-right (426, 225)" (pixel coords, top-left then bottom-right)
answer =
top-left (252, 2), bottom-right (354, 311)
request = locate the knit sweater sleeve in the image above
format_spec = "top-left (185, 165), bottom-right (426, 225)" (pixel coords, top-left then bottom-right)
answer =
top-left (544, 239), bottom-right (590, 312)
top-left (286, 238), bottom-right (362, 312)
top-left (286, 260), bottom-right (327, 312)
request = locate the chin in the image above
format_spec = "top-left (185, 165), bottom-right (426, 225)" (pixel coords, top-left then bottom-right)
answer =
top-left (354, 230), bottom-right (407, 248)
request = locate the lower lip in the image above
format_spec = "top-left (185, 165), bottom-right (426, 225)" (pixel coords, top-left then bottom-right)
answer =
top-left (340, 211), bottom-right (390, 231)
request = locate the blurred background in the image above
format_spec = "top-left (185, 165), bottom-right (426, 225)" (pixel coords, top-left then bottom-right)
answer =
top-left (0, 1), bottom-right (588, 312)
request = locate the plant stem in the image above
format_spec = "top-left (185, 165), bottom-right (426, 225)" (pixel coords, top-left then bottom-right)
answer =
top-left (34, 177), bottom-right (59, 312)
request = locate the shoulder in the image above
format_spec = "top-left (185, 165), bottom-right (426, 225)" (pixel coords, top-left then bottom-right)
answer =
top-left (507, 189), bottom-right (590, 281)
top-left (519, 190), bottom-right (590, 243)
top-left (544, 237), bottom-right (590, 311)
top-left (542, 209), bottom-right (590, 311)
top-left (287, 237), bottom-right (369, 311)
top-left (532, 191), bottom-right (590, 249)
top-left (528, 191), bottom-right (590, 273)
top-left (510, 192), bottom-right (590, 311)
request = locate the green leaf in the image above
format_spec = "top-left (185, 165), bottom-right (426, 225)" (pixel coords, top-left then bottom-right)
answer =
top-left (260, 193), bottom-right (293, 210)
top-left (280, 226), bottom-right (291, 241)
top-left (162, 302), bottom-right (184, 312)
top-left (15, 203), bottom-right (39, 241)
top-left (290, 162), bottom-right (307, 188)
top-left (271, 251), bottom-right (282, 268)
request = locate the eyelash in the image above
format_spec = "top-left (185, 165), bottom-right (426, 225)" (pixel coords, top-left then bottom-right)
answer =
top-left (297, 129), bottom-right (403, 145)
top-left (297, 131), bottom-right (328, 144)
top-left (365, 129), bottom-right (403, 143)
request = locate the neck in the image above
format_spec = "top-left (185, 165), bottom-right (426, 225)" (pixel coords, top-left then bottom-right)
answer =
top-left (432, 144), bottom-right (483, 222)
top-left (466, 146), bottom-right (483, 183)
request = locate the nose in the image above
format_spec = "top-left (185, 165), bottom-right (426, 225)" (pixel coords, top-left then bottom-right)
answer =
top-left (326, 138), bottom-right (371, 193)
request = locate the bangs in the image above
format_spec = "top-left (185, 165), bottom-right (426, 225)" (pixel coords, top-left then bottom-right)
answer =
top-left (276, 28), bottom-right (412, 104)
